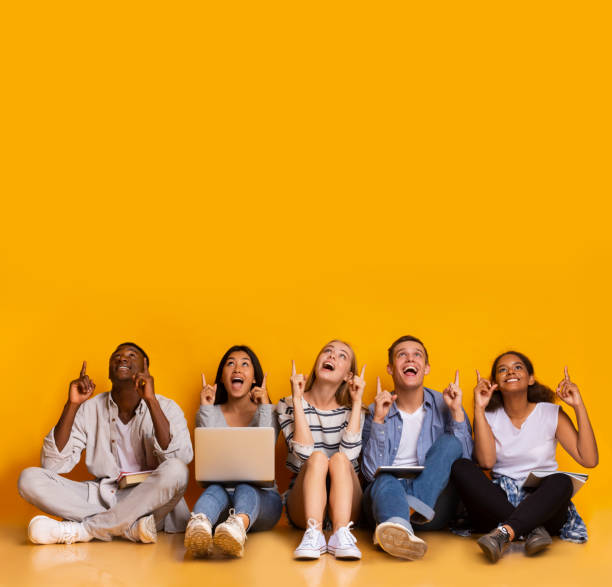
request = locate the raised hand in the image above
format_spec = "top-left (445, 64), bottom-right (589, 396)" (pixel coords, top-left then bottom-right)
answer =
top-left (133, 357), bottom-right (155, 401)
top-left (373, 376), bottom-right (397, 423)
top-left (290, 360), bottom-right (306, 402)
top-left (556, 366), bottom-right (583, 408)
top-left (200, 373), bottom-right (217, 406)
top-left (348, 365), bottom-right (366, 404)
top-left (474, 369), bottom-right (498, 411)
top-left (250, 373), bottom-right (271, 404)
top-left (443, 370), bottom-right (463, 411)
top-left (68, 361), bottom-right (96, 405)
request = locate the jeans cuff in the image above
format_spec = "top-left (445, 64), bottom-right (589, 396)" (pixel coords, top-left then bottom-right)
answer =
top-left (406, 494), bottom-right (435, 524)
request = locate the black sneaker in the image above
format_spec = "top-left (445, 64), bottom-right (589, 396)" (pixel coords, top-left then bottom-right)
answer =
top-left (524, 526), bottom-right (552, 556)
top-left (477, 527), bottom-right (511, 563)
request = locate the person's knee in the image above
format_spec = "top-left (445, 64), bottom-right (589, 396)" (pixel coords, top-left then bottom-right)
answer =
top-left (328, 451), bottom-right (351, 475)
top-left (305, 451), bottom-right (329, 471)
top-left (157, 459), bottom-right (189, 491)
top-left (370, 473), bottom-right (397, 497)
top-left (450, 457), bottom-right (473, 480)
top-left (18, 467), bottom-right (44, 500)
top-left (546, 473), bottom-right (573, 500)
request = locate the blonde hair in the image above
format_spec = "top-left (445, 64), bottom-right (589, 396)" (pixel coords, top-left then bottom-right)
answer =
top-left (304, 339), bottom-right (357, 408)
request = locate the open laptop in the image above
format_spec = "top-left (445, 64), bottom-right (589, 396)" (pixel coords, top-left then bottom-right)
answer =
top-left (194, 427), bottom-right (276, 488)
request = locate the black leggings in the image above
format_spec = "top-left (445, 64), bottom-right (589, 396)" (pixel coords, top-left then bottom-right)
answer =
top-left (451, 458), bottom-right (573, 538)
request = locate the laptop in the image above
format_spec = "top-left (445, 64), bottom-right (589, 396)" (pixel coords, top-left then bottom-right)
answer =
top-left (194, 427), bottom-right (276, 488)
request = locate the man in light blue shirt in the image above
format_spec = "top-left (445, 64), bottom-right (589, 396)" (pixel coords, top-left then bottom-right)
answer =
top-left (361, 335), bottom-right (473, 560)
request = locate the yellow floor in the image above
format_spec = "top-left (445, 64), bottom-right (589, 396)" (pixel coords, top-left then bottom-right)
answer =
top-left (4, 511), bottom-right (612, 587)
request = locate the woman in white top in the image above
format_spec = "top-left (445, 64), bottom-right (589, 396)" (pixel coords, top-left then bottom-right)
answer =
top-left (451, 351), bottom-right (598, 563)
top-left (277, 340), bottom-right (366, 560)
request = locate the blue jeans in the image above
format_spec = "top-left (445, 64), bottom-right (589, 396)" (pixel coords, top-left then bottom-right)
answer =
top-left (363, 434), bottom-right (462, 532)
top-left (193, 483), bottom-right (282, 533)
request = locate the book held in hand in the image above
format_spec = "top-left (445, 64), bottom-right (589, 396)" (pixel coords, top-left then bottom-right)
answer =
top-left (374, 466), bottom-right (425, 479)
top-left (117, 470), bottom-right (154, 489)
top-left (523, 470), bottom-right (588, 497)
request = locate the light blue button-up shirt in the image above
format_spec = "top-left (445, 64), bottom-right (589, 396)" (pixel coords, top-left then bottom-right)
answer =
top-left (361, 387), bottom-right (473, 482)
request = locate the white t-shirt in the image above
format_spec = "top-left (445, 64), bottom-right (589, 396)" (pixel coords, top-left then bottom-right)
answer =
top-left (485, 402), bottom-right (559, 484)
top-left (115, 417), bottom-right (147, 473)
top-left (392, 405), bottom-right (425, 467)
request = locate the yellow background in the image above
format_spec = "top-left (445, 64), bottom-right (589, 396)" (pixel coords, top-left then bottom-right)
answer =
top-left (1, 1), bottom-right (610, 524)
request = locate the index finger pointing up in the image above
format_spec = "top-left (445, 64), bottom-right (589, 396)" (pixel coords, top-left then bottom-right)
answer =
top-left (262, 373), bottom-right (268, 389)
top-left (292, 360), bottom-right (296, 376)
top-left (476, 369), bottom-right (481, 383)
top-left (360, 365), bottom-right (366, 378)
top-left (564, 365), bottom-right (570, 380)
top-left (202, 373), bottom-right (206, 387)
top-left (80, 361), bottom-right (87, 377)
top-left (377, 376), bottom-right (382, 394)
top-left (454, 370), bottom-right (460, 386)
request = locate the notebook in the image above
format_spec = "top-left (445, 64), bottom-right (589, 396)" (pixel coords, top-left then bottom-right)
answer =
top-left (194, 427), bottom-right (275, 488)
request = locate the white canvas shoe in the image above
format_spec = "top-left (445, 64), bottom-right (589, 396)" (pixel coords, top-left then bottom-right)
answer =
top-left (327, 522), bottom-right (361, 560)
top-left (28, 515), bottom-right (93, 545)
top-left (184, 513), bottom-right (213, 557)
top-left (293, 519), bottom-right (327, 560)
top-left (124, 514), bottom-right (157, 543)
top-left (213, 509), bottom-right (247, 557)
top-left (375, 521), bottom-right (427, 560)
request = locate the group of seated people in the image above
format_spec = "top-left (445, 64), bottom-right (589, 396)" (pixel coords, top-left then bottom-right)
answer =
top-left (18, 336), bottom-right (598, 564)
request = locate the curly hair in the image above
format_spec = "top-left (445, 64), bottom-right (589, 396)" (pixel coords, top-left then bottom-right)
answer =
top-left (486, 350), bottom-right (555, 412)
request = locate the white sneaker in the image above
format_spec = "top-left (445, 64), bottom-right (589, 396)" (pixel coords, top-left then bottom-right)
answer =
top-left (213, 509), bottom-right (247, 557)
top-left (184, 513), bottom-right (213, 557)
top-left (28, 515), bottom-right (93, 545)
top-left (327, 522), bottom-right (361, 560)
top-left (294, 518), bottom-right (327, 560)
top-left (375, 521), bottom-right (427, 560)
top-left (124, 514), bottom-right (157, 543)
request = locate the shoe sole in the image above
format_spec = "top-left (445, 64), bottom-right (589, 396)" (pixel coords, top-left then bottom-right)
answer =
top-left (184, 526), bottom-right (212, 557)
top-left (214, 529), bottom-right (244, 557)
top-left (376, 525), bottom-right (427, 560)
top-left (137, 516), bottom-right (157, 544)
top-left (327, 546), bottom-right (361, 560)
top-left (293, 547), bottom-right (326, 560)
top-left (476, 536), bottom-right (508, 563)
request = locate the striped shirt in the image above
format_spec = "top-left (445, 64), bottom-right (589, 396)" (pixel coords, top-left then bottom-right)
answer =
top-left (277, 396), bottom-right (364, 474)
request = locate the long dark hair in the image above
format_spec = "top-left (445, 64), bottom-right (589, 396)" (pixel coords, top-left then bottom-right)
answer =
top-left (213, 345), bottom-right (264, 405)
top-left (486, 350), bottom-right (555, 412)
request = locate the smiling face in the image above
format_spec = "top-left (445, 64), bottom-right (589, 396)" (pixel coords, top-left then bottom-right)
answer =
top-left (220, 351), bottom-right (256, 400)
top-left (109, 344), bottom-right (147, 383)
top-left (387, 340), bottom-right (430, 391)
top-left (493, 353), bottom-right (535, 393)
top-left (313, 341), bottom-right (354, 386)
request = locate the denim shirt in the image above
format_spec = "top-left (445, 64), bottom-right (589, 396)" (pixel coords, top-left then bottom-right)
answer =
top-left (361, 387), bottom-right (473, 483)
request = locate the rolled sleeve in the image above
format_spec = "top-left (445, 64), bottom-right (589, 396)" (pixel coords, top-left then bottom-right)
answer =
top-left (339, 411), bottom-right (364, 463)
top-left (153, 399), bottom-right (193, 464)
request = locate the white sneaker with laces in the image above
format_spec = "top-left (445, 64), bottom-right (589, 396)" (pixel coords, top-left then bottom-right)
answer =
top-left (327, 522), bottom-right (361, 560)
top-left (294, 518), bottom-right (327, 560)
top-left (28, 515), bottom-right (93, 545)
top-left (184, 513), bottom-right (213, 557)
top-left (374, 521), bottom-right (427, 560)
top-left (124, 514), bottom-right (157, 544)
top-left (213, 509), bottom-right (247, 557)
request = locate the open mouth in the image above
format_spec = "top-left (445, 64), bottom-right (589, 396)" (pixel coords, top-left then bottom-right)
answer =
top-left (322, 361), bottom-right (335, 371)
top-left (117, 365), bottom-right (131, 372)
top-left (231, 376), bottom-right (244, 386)
top-left (505, 377), bottom-right (519, 383)
top-left (403, 365), bottom-right (418, 376)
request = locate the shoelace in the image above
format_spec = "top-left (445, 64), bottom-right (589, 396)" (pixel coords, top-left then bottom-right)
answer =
top-left (60, 522), bottom-right (80, 545)
top-left (225, 508), bottom-right (246, 537)
top-left (300, 519), bottom-right (322, 548)
top-left (335, 522), bottom-right (357, 546)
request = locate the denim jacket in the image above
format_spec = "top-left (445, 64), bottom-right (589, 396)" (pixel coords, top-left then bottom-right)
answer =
top-left (361, 387), bottom-right (473, 483)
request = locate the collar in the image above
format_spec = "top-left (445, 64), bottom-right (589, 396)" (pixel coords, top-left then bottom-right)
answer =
top-left (107, 392), bottom-right (146, 415)
top-left (388, 387), bottom-right (435, 417)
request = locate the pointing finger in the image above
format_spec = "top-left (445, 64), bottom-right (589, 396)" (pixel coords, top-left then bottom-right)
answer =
top-left (454, 370), bottom-right (460, 387)
top-left (292, 360), bottom-right (296, 376)
top-left (476, 369), bottom-right (481, 383)
top-left (377, 376), bottom-right (382, 395)
top-left (262, 373), bottom-right (268, 389)
top-left (564, 366), bottom-right (570, 380)
top-left (143, 357), bottom-right (150, 375)
top-left (202, 373), bottom-right (206, 387)
top-left (80, 361), bottom-right (87, 377)
top-left (360, 365), bottom-right (366, 378)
